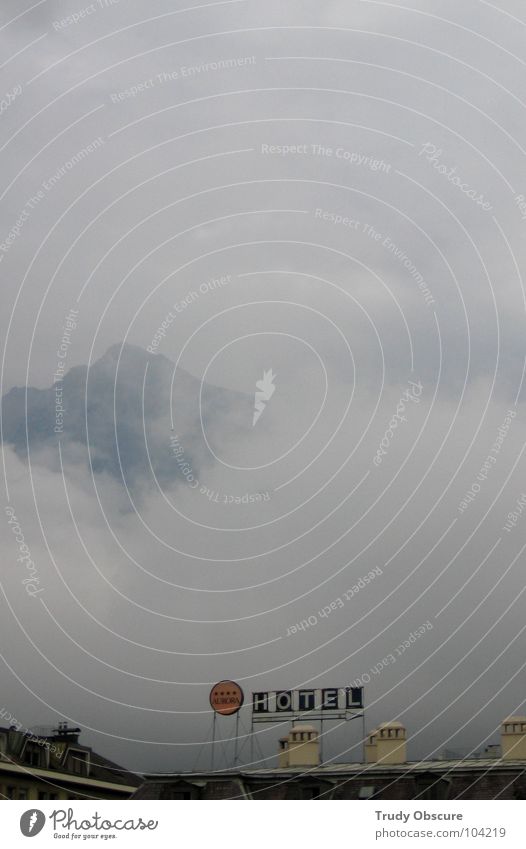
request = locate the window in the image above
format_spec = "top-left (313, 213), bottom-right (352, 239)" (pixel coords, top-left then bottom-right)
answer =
top-left (359, 786), bottom-right (375, 799)
top-left (23, 746), bottom-right (41, 767)
top-left (416, 776), bottom-right (450, 800)
top-left (38, 791), bottom-right (48, 800)
top-left (67, 750), bottom-right (89, 776)
top-left (302, 786), bottom-right (322, 799)
top-left (6, 786), bottom-right (15, 799)
top-left (18, 788), bottom-right (28, 799)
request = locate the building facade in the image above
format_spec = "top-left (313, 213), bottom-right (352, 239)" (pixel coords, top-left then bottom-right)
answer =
top-left (134, 717), bottom-right (526, 800)
top-left (0, 722), bottom-right (140, 801)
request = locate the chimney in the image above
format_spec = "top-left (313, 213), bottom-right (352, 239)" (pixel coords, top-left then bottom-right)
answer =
top-left (278, 736), bottom-right (289, 768)
top-left (374, 721), bottom-right (407, 764)
top-left (52, 722), bottom-right (81, 744)
top-left (278, 724), bottom-right (320, 768)
top-left (501, 717), bottom-right (526, 760)
top-left (365, 728), bottom-right (378, 763)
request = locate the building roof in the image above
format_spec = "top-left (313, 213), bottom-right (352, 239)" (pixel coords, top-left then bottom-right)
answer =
top-left (0, 724), bottom-right (141, 790)
top-left (140, 756), bottom-right (526, 781)
top-left (289, 724), bottom-right (317, 734)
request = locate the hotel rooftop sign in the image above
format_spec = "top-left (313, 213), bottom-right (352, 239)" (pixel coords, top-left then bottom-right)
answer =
top-left (251, 687), bottom-right (364, 722)
top-left (210, 681), bottom-right (244, 716)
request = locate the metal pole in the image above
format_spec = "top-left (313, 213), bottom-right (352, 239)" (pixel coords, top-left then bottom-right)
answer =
top-left (362, 710), bottom-right (366, 763)
top-left (234, 712), bottom-right (240, 767)
top-left (211, 712), bottom-right (217, 771)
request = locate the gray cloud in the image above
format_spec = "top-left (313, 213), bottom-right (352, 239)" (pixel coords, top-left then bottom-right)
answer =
top-left (0, 0), bottom-right (525, 775)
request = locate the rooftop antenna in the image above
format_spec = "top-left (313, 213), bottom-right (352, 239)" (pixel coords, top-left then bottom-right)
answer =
top-left (52, 722), bottom-right (81, 740)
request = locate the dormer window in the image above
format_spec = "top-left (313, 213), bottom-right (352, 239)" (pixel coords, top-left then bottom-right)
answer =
top-left (22, 744), bottom-right (42, 768)
top-left (66, 750), bottom-right (89, 776)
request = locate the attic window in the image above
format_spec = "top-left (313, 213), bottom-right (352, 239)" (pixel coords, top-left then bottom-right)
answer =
top-left (23, 744), bottom-right (42, 767)
top-left (67, 750), bottom-right (89, 776)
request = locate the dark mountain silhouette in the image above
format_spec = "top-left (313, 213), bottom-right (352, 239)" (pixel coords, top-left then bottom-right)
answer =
top-left (1, 343), bottom-right (251, 491)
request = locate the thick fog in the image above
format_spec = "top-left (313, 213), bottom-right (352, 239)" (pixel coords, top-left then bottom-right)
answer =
top-left (1, 0), bottom-right (525, 773)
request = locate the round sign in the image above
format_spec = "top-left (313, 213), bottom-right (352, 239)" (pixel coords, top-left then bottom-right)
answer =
top-left (210, 680), bottom-right (244, 716)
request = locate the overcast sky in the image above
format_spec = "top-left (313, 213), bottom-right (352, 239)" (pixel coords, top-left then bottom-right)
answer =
top-left (1, 0), bottom-right (526, 777)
